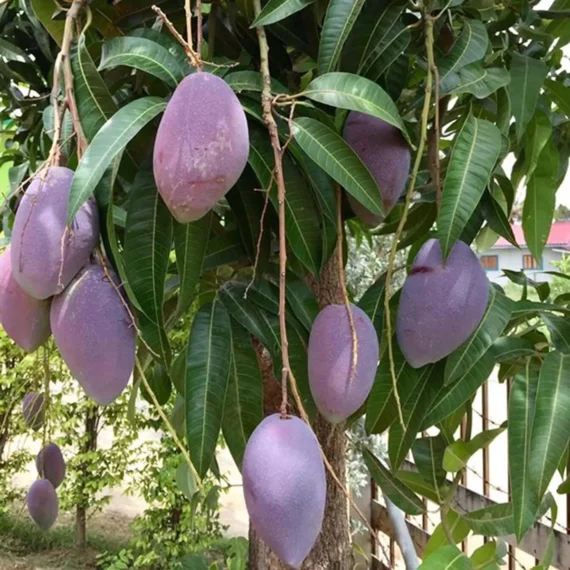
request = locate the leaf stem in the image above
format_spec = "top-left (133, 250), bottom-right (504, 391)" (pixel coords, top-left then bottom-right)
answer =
top-left (384, 13), bottom-right (436, 431)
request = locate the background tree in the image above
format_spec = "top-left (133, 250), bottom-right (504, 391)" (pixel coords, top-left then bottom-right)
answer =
top-left (1, 0), bottom-right (570, 569)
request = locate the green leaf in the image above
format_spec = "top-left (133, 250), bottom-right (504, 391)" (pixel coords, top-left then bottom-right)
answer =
top-left (141, 363), bottom-right (172, 406)
top-left (222, 321), bottom-right (263, 469)
top-left (424, 511), bottom-right (470, 558)
top-left (249, 126), bottom-right (322, 275)
top-left (437, 115), bottom-right (501, 258)
top-left (186, 299), bottom-right (232, 477)
top-left (412, 435), bottom-right (447, 496)
top-left (444, 427), bottom-right (505, 472)
top-left (303, 72), bottom-right (405, 134)
top-left (395, 470), bottom-right (447, 504)
top-left (528, 352), bottom-right (570, 505)
top-left (523, 137), bottom-right (559, 263)
top-left (491, 337), bottom-right (535, 362)
top-left (344, 0), bottom-right (408, 79)
top-left (176, 460), bottom-right (197, 500)
top-left (470, 541), bottom-right (501, 570)
top-left (510, 362), bottom-right (539, 541)
top-left (363, 449), bottom-right (424, 515)
top-left (419, 545), bottom-right (471, 570)
top-left (542, 314), bottom-right (570, 354)
top-left (463, 502), bottom-right (517, 536)
top-left (251, 0), bottom-right (315, 26)
top-left (509, 53), bottom-right (548, 140)
top-left (524, 111), bottom-right (552, 181)
top-left (422, 350), bottom-right (495, 429)
top-left (366, 343), bottom-right (426, 434)
top-left (291, 117), bottom-right (384, 217)
top-left (445, 287), bottom-right (512, 384)
top-left (124, 166), bottom-right (173, 365)
top-left (68, 97), bottom-right (166, 224)
top-left (224, 71), bottom-right (288, 94)
top-left (438, 19), bottom-right (489, 81)
top-left (545, 78), bottom-right (570, 117)
top-left (31, 0), bottom-right (64, 45)
top-left (480, 189), bottom-right (518, 247)
top-left (203, 230), bottom-right (248, 270)
top-left (173, 213), bottom-right (213, 317)
top-left (358, 273), bottom-right (386, 338)
top-left (71, 35), bottom-right (119, 142)
top-left (440, 64), bottom-right (510, 99)
top-left (389, 364), bottom-right (441, 470)
top-left (318, 0), bottom-right (366, 75)
top-left (99, 36), bottom-right (186, 88)
top-left (0, 38), bottom-right (28, 63)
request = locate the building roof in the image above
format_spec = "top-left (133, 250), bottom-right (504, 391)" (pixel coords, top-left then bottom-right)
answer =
top-left (492, 221), bottom-right (570, 250)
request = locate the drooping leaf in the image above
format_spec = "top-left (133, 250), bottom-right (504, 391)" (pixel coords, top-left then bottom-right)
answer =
top-left (545, 78), bottom-right (570, 117)
top-left (480, 189), bottom-right (518, 247)
top-left (424, 511), bottom-right (471, 559)
top-left (510, 362), bottom-right (539, 541)
top-left (438, 19), bottom-right (489, 81)
top-left (186, 299), bottom-right (232, 477)
top-left (358, 272), bottom-right (387, 338)
top-left (418, 545), bottom-right (471, 570)
top-left (68, 97), bottom-right (166, 224)
top-left (411, 435), bottom-right (447, 502)
top-left (491, 337), bottom-right (535, 362)
top-left (440, 64), bottom-right (510, 99)
top-left (438, 115), bottom-right (502, 259)
top-left (523, 137), bottom-right (560, 263)
top-left (251, 0), bottom-right (315, 27)
top-left (363, 449), bottom-right (424, 515)
top-left (444, 287), bottom-right (512, 384)
top-left (99, 36), bottom-right (186, 88)
top-left (249, 125), bottom-right (322, 275)
top-left (303, 72), bottom-right (406, 134)
top-left (444, 427), bottom-right (505, 472)
top-left (422, 350), bottom-right (495, 429)
top-left (396, 470), bottom-right (447, 504)
top-left (124, 165), bottom-right (173, 365)
top-left (224, 71), bottom-right (288, 94)
top-left (524, 111), bottom-right (553, 181)
top-left (528, 352), bottom-right (570, 509)
top-left (222, 321), bottom-right (263, 469)
top-left (318, 0), bottom-right (366, 75)
top-left (173, 213), bottom-right (213, 318)
top-left (291, 117), bottom-right (384, 217)
top-left (509, 53), bottom-right (548, 140)
top-left (176, 460), bottom-right (197, 500)
top-left (542, 314), bottom-right (570, 354)
top-left (470, 541), bottom-right (502, 570)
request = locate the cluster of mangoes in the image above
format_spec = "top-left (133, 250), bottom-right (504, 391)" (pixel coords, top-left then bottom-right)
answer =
top-left (22, 392), bottom-right (66, 530)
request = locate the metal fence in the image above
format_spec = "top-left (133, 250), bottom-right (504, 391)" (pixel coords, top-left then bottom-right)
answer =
top-left (368, 379), bottom-right (570, 570)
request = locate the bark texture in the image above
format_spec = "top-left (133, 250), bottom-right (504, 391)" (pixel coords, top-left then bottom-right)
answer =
top-left (248, 249), bottom-right (352, 570)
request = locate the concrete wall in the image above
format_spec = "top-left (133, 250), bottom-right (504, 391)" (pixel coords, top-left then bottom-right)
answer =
top-left (480, 246), bottom-right (563, 284)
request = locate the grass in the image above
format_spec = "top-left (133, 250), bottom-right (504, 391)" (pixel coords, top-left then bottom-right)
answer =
top-left (0, 508), bottom-right (130, 569)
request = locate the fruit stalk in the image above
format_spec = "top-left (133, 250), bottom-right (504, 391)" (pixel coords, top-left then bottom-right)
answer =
top-left (384, 12), bottom-right (436, 430)
top-left (252, 0), bottom-right (290, 418)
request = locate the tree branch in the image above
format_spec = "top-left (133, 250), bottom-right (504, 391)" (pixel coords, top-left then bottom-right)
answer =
top-left (386, 498), bottom-right (420, 570)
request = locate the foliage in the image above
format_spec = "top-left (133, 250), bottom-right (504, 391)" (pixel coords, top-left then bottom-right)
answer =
top-left (1, 0), bottom-right (570, 567)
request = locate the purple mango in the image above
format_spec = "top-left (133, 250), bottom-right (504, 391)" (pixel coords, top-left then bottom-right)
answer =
top-left (51, 262), bottom-right (135, 405)
top-left (10, 166), bottom-right (99, 300)
top-left (27, 479), bottom-right (58, 530)
top-left (343, 112), bottom-right (411, 226)
top-left (153, 72), bottom-right (249, 223)
top-left (36, 443), bottom-right (66, 489)
top-left (308, 304), bottom-right (379, 423)
top-left (243, 414), bottom-right (326, 569)
top-left (22, 392), bottom-right (45, 431)
top-left (0, 246), bottom-right (51, 352)
top-left (396, 239), bottom-right (489, 368)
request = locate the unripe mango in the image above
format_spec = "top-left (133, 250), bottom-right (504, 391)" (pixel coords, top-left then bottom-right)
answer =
top-left (27, 479), bottom-right (58, 531)
top-left (0, 246), bottom-right (51, 352)
top-left (36, 443), bottom-right (66, 489)
top-left (51, 262), bottom-right (135, 405)
top-left (308, 303), bottom-right (379, 423)
top-left (243, 414), bottom-right (326, 569)
top-left (396, 239), bottom-right (489, 368)
top-left (343, 112), bottom-right (411, 226)
top-left (10, 166), bottom-right (99, 299)
top-left (22, 392), bottom-right (45, 431)
top-left (153, 72), bottom-right (249, 223)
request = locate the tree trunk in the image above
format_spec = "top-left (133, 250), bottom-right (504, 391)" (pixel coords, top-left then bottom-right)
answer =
top-left (75, 405), bottom-right (98, 550)
top-left (249, 249), bottom-right (352, 570)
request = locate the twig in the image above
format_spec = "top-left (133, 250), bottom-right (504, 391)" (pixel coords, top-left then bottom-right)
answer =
top-left (384, 13), bottom-right (436, 431)
top-left (185, 0), bottom-right (193, 50)
top-left (196, 0), bottom-right (203, 69)
top-left (40, 347), bottom-right (50, 478)
top-left (336, 185), bottom-right (359, 388)
top-left (441, 472), bottom-right (462, 545)
top-left (432, 64), bottom-right (441, 216)
top-left (153, 5), bottom-right (200, 68)
top-left (135, 357), bottom-right (203, 489)
top-left (47, 53), bottom-right (64, 167)
top-left (252, 0), bottom-right (290, 418)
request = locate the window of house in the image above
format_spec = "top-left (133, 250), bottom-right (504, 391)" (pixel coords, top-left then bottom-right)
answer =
top-left (480, 255), bottom-right (498, 271)
top-left (523, 254), bottom-right (542, 270)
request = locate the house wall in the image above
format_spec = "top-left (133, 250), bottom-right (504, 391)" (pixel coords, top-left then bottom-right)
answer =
top-left (480, 246), bottom-right (562, 284)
